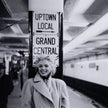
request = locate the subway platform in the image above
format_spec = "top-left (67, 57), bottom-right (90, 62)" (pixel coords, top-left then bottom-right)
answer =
top-left (7, 82), bottom-right (106, 108)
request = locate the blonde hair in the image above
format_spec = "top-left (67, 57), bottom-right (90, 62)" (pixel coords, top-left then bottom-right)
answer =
top-left (34, 56), bottom-right (56, 76)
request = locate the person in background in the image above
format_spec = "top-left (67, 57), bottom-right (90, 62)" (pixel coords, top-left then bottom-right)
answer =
top-left (0, 63), bottom-right (14, 108)
top-left (18, 60), bottom-right (28, 90)
top-left (9, 62), bottom-right (20, 85)
top-left (22, 56), bottom-right (70, 108)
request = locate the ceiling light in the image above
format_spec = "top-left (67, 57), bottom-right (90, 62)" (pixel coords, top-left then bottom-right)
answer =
top-left (63, 30), bottom-right (73, 41)
top-left (68, 14), bottom-right (90, 27)
top-left (0, 33), bottom-right (29, 38)
top-left (72, 0), bottom-right (95, 14)
top-left (64, 17), bottom-right (90, 27)
top-left (11, 24), bottom-right (23, 34)
top-left (64, 12), bottom-right (108, 54)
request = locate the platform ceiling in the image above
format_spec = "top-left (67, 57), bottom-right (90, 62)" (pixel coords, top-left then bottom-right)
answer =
top-left (0, 0), bottom-right (108, 61)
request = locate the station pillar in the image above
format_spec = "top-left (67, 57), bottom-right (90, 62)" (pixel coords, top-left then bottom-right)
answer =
top-left (28, 0), bottom-right (64, 79)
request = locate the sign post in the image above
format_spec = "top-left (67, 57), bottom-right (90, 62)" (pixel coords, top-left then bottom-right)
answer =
top-left (29, 0), bottom-right (63, 78)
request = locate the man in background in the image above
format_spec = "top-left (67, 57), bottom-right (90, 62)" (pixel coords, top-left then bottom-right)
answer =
top-left (0, 63), bottom-right (14, 108)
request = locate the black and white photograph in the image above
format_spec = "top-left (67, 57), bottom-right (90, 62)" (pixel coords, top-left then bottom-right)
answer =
top-left (0, 0), bottom-right (108, 108)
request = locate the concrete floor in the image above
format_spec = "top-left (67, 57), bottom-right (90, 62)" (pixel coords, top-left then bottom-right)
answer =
top-left (68, 87), bottom-right (105, 108)
top-left (7, 82), bottom-right (105, 108)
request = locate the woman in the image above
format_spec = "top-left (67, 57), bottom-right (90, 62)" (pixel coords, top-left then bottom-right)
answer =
top-left (22, 56), bottom-right (70, 108)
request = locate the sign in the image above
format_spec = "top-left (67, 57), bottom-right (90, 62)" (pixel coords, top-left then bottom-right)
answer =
top-left (32, 11), bottom-right (59, 66)
top-left (33, 12), bottom-right (58, 34)
top-left (32, 34), bottom-right (59, 64)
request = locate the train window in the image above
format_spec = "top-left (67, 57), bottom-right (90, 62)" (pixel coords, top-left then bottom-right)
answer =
top-left (71, 64), bottom-right (74, 68)
top-left (89, 63), bottom-right (96, 68)
top-left (96, 65), bottom-right (99, 71)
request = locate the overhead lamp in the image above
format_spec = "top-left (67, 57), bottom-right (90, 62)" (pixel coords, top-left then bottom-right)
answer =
top-left (67, 14), bottom-right (90, 27)
top-left (64, 18), bottom-right (89, 27)
top-left (67, 0), bottom-right (95, 27)
top-left (11, 24), bottom-right (23, 34)
top-left (72, 0), bottom-right (95, 14)
top-left (63, 12), bottom-right (108, 54)
top-left (0, 33), bottom-right (29, 38)
top-left (63, 31), bottom-right (73, 41)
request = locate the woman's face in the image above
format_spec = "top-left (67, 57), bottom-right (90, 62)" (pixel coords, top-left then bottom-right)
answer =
top-left (37, 60), bottom-right (52, 78)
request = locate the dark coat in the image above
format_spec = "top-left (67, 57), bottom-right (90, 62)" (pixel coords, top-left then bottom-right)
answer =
top-left (0, 75), bottom-right (14, 108)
